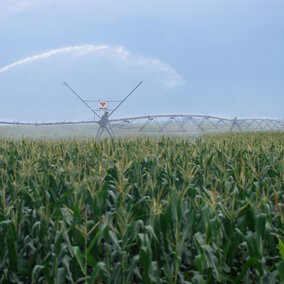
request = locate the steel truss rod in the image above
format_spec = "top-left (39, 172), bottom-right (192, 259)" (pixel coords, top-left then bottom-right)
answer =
top-left (230, 117), bottom-right (242, 132)
top-left (254, 120), bottom-right (264, 131)
top-left (95, 123), bottom-right (115, 138)
top-left (109, 81), bottom-right (143, 117)
top-left (113, 120), bottom-right (135, 129)
top-left (190, 117), bottom-right (204, 131)
top-left (63, 82), bottom-right (101, 120)
top-left (245, 120), bottom-right (255, 130)
top-left (215, 119), bottom-right (228, 126)
top-left (139, 117), bottom-right (154, 132)
top-left (263, 121), bottom-right (271, 130)
top-left (160, 117), bottom-right (175, 132)
top-left (160, 116), bottom-right (186, 132)
top-left (205, 117), bottom-right (218, 129)
top-left (152, 119), bottom-right (163, 131)
top-left (174, 117), bottom-right (187, 132)
top-left (139, 117), bottom-right (163, 132)
top-left (270, 120), bottom-right (281, 130)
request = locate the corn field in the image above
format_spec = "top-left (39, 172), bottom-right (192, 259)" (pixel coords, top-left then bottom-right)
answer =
top-left (0, 132), bottom-right (284, 283)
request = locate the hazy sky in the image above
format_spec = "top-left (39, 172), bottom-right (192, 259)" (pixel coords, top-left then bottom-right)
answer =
top-left (0, 0), bottom-right (283, 121)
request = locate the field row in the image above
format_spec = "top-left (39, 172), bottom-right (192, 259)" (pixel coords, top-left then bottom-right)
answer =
top-left (0, 132), bottom-right (284, 283)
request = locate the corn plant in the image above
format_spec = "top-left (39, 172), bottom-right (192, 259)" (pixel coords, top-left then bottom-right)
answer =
top-left (0, 132), bottom-right (283, 283)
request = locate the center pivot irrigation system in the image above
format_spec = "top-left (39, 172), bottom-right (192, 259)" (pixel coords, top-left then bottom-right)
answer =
top-left (0, 80), bottom-right (283, 137)
top-left (63, 81), bottom-right (143, 138)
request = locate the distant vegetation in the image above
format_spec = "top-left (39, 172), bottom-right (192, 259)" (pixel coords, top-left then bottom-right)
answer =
top-left (0, 133), bottom-right (284, 283)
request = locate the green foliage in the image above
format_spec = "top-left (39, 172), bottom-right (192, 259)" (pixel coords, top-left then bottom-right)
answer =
top-left (0, 132), bottom-right (283, 283)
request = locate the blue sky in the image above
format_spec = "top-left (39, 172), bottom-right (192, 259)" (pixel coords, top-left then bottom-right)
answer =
top-left (0, 0), bottom-right (283, 121)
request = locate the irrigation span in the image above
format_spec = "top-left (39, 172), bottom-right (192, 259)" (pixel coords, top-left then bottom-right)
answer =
top-left (1, 81), bottom-right (283, 137)
top-left (0, 114), bottom-right (283, 137)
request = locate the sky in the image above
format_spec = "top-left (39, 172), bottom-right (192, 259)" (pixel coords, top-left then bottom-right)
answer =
top-left (0, 0), bottom-right (283, 121)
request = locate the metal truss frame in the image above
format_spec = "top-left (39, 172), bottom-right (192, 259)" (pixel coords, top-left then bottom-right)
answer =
top-left (1, 114), bottom-right (283, 137)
